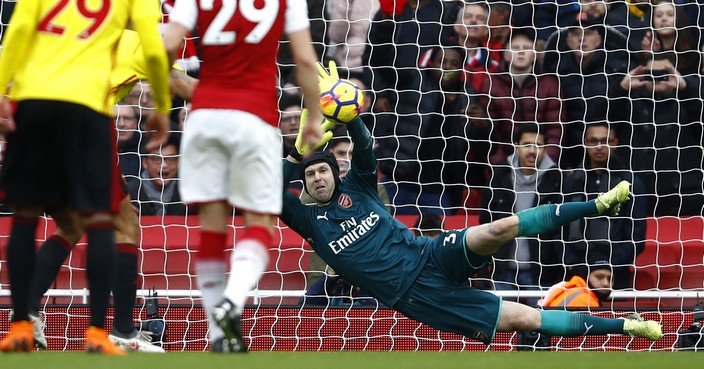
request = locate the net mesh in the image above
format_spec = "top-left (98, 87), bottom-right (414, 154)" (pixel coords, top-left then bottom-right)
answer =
top-left (1, 0), bottom-right (704, 351)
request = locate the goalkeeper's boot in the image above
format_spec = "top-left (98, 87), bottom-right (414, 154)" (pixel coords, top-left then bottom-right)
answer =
top-left (9, 310), bottom-right (46, 350)
top-left (85, 326), bottom-right (127, 355)
top-left (595, 180), bottom-right (631, 216)
top-left (622, 313), bottom-right (663, 341)
top-left (0, 321), bottom-right (34, 352)
top-left (109, 331), bottom-right (165, 353)
top-left (211, 299), bottom-right (247, 353)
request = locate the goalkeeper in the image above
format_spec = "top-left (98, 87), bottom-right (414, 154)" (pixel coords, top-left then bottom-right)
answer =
top-left (22, 30), bottom-right (196, 352)
top-left (279, 62), bottom-right (663, 344)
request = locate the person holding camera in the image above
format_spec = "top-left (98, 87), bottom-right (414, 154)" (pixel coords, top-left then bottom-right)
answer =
top-left (538, 255), bottom-right (614, 309)
top-left (618, 53), bottom-right (703, 216)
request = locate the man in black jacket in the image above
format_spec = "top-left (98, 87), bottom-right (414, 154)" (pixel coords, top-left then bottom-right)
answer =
top-left (128, 133), bottom-right (189, 216)
top-left (479, 124), bottom-right (563, 304)
top-left (562, 122), bottom-right (647, 289)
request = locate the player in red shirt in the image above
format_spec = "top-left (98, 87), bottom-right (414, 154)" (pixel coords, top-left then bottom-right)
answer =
top-left (163, 0), bottom-right (323, 353)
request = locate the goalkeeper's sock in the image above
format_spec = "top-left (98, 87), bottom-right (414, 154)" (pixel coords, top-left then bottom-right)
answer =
top-left (7, 216), bottom-right (39, 322)
top-left (30, 235), bottom-right (72, 313)
top-left (112, 244), bottom-right (139, 336)
top-left (86, 222), bottom-right (116, 329)
top-left (196, 231), bottom-right (228, 341)
top-left (223, 226), bottom-right (271, 312)
top-left (538, 310), bottom-right (624, 337)
top-left (517, 201), bottom-right (598, 237)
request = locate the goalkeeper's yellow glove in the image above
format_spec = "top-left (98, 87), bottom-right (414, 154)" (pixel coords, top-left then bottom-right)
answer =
top-left (291, 108), bottom-right (336, 161)
top-left (316, 60), bottom-right (340, 91)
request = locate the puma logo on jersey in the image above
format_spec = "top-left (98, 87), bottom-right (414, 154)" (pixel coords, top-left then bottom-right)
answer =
top-left (555, 204), bottom-right (562, 216)
top-left (583, 322), bottom-right (593, 335)
top-left (317, 212), bottom-right (328, 221)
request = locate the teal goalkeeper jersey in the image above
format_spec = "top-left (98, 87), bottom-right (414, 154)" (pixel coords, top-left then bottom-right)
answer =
top-left (280, 118), bottom-right (431, 308)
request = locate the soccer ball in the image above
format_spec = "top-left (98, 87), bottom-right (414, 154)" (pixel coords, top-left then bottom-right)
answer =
top-left (319, 79), bottom-right (364, 123)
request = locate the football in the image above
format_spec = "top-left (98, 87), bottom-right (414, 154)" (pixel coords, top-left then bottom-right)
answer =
top-left (319, 79), bottom-right (364, 123)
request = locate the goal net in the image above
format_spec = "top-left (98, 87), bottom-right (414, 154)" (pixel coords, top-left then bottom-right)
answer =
top-left (1, 0), bottom-right (704, 352)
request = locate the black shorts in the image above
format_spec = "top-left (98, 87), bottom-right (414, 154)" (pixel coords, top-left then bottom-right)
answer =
top-left (0, 100), bottom-right (121, 213)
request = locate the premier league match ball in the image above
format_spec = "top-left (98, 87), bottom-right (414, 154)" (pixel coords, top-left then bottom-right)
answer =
top-left (319, 79), bottom-right (364, 123)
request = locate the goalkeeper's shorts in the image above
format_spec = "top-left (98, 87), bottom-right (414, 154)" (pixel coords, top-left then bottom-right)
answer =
top-left (394, 230), bottom-right (501, 344)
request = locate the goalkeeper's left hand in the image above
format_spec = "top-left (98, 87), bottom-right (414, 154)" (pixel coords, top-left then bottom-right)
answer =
top-left (290, 108), bottom-right (335, 162)
top-left (316, 60), bottom-right (340, 93)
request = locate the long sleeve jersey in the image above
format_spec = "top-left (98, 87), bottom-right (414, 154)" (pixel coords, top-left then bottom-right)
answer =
top-left (280, 118), bottom-right (431, 307)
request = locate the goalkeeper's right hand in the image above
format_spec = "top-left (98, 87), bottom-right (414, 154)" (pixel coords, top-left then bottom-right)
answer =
top-left (290, 108), bottom-right (335, 162)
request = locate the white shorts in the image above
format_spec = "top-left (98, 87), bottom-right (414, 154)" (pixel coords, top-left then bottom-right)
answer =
top-left (179, 109), bottom-right (283, 214)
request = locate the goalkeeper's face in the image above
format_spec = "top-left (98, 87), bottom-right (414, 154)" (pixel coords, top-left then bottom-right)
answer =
top-left (304, 162), bottom-right (337, 203)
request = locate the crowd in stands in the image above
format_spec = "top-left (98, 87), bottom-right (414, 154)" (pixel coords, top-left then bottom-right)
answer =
top-left (1, 0), bottom-right (703, 302)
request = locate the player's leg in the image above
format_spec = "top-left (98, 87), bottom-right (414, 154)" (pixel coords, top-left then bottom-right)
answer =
top-left (212, 111), bottom-right (280, 353)
top-left (107, 194), bottom-right (165, 353)
top-left (31, 208), bottom-right (82, 313)
top-left (466, 180), bottom-right (632, 256)
top-left (111, 195), bottom-right (140, 337)
top-left (25, 207), bottom-right (83, 350)
top-left (0, 205), bottom-right (43, 352)
top-left (68, 104), bottom-right (124, 355)
top-left (497, 300), bottom-right (662, 340)
top-left (177, 109), bottom-right (232, 351)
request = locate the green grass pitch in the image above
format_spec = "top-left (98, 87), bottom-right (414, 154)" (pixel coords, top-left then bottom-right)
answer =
top-left (1, 351), bottom-right (701, 369)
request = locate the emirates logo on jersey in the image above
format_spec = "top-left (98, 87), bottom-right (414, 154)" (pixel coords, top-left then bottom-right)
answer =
top-left (338, 193), bottom-right (353, 208)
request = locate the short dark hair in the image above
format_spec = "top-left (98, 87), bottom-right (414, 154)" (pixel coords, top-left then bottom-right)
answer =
top-left (278, 92), bottom-right (302, 111)
top-left (141, 132), bottom-right (181, 154)
top-left (513, 123), bottom-right (545, 143)
top-left (585, 121), bottom-right (610, 135)
top-left (506, 27), bottom-right (536, 44)
top-left (328, 136), bottom-right (351, 151)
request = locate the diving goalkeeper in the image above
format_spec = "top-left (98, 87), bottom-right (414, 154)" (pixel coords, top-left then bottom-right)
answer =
top-left (276, 62), bottom-right (663, 345)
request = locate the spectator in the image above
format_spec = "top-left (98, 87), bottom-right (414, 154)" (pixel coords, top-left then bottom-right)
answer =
top-left (562, 123), bottom-right (647, 289)
top-left (543, 15), bottom-right (631, 169)
top-left (279, 93), bottom-right (303, 157)
top-left (364, 0), bottom-right (454, 113)
top-left (115, 104), bottom-right (141, 179)
top-left (124, 82), bottom-right (155, 128)
top-left (535, 0), bottom-right (582, 49)
top-left (639, 0), bottom-right (700, 76)
top-left (278, 0), bottom-right (328, 89)
top-left (375, 44), bottom-right (473, 215)
top-left (606, 0), bottom-right (653, 54)
top-left (479, 124), bottom-right (563, 302)
top-left (128, 134), bottom-right (189, 216)
top-left (538, 255), bottom-right (613, 308)
top-left (447, 0), bottom-right (499, 91)
top-left (327, 0), bottom-right (379, 71)
top-left (479, 27), bottom-right (563, 165)
top-left (487, 2), bottom-right (511, 62)
top-left (618, 53), bottom-right (703, 216)
top-left (580, 0), bottom-right (608, 23)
